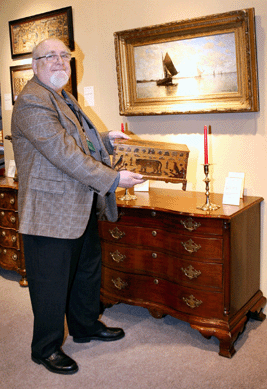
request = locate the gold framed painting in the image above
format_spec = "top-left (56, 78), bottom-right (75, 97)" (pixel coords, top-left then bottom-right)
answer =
top-left (9, 6), bottom-right (74, 59)
top-left (114, 8), bottom-right (259, 115)
top-left (10, 58), bottom-right (77, 104)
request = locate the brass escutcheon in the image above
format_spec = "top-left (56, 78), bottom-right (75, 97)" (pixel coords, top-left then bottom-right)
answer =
top-left (110, 250), bottom-right (126, 263)
top-left (109, 227), bottom-right (125, 240)
top-left (181, 265), bottom-right (201, 280)
top-left (182, 295), bottom-right (202, 309)
top-left (181, 239), bottom-right (201, 254)
top-left (180, 217), bottom-right (201, 232)
top-left (111, 277), bottom-right (128, 290)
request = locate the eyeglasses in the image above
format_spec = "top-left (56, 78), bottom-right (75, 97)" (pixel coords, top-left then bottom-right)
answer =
top-left (33, 53), bottom-right (72, 63)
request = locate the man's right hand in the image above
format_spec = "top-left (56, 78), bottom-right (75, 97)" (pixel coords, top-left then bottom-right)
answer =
top-left (118, 170), bottom-right (146, 189)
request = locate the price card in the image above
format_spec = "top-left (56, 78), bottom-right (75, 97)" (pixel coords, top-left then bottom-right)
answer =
top-left (223, 177), bottom-right (243, 206)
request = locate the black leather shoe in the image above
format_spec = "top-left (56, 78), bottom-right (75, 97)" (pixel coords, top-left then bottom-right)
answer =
top-left (31, 348), bottom-right (78, 375)
top-left (73, 326), bottom-right (125, 343)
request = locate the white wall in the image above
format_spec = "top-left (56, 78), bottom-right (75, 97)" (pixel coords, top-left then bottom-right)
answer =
top-left (1, 0), bottom-right (267, 300)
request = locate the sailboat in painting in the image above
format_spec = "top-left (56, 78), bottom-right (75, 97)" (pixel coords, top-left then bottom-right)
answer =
top-left (157, 52), bottom-right (178, 86)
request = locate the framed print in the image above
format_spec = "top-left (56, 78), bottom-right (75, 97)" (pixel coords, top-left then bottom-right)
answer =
top-left (10, 58), bottom-right (77, 104)
top-left (114, 8), bottom-right (259, 115)
top-left (9, 6), bottom-right (74, 59)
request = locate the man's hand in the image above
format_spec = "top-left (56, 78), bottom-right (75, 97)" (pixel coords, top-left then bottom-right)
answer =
top-left (118, 170), bottom-right (146, 188)
top-left (109, 130), bottom-right (130, 146)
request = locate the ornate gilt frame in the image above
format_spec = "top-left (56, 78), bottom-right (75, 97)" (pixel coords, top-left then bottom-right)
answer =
top-left (114, 8), bottom-right (259, 115)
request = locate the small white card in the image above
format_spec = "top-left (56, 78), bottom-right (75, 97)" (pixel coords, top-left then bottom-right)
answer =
top-left (4, 94), bottom-right (12, 111)
top-left (84, 86), bottom-right (94, 106)
top-left (223, 177), bottom-right (243, 206)
top-left (6, 160), bottom-right (16, 178)
top-left (228, 172), bottom-right (245, 198)
top-left (134, 180), bottom-right (150, 192)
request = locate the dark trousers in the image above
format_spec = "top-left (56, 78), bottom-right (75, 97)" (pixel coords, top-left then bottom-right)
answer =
top-left (23, 202), bottom-right (102, 358)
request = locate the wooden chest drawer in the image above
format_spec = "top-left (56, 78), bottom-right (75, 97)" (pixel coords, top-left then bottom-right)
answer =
top-left (0, 247), bottom-right (21, 269)
top-left (102, 241), bottom-right (223, 289)
top-left (101, 266), bottom-right (224, 319)
top-left (118, 208), bottom-right (224, 236)
top-left (99, 223), bottom-right (223, 260)
top-left (0, 209), bottom-right (19, 228)
top-left (0, 227), bottom-right (20, 249)
top-left (0, 190), bottom-right (17, 210)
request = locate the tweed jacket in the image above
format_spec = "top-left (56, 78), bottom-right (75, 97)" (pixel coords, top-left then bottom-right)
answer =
top-left (11, 75), bottom-right (119, 239)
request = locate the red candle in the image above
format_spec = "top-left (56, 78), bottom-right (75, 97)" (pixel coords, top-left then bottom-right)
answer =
top-left (204, 125), bottom-right (208, 164)
top-left (121, 123), bottom-right (124, 133)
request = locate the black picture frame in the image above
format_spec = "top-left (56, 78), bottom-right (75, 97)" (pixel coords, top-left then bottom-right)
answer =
top-left (9, 6), bottom-right (74, 59)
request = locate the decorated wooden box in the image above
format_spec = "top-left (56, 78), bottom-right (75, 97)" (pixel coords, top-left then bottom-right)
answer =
top-left (112, 139), bottom-right (190, 190)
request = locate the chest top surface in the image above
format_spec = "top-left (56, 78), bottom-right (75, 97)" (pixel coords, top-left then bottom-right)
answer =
top-left (115, 188), bottom-right (263, 220)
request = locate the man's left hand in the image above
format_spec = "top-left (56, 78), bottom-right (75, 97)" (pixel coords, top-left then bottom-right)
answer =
top-left (109, 130), bottom-right (130, 146)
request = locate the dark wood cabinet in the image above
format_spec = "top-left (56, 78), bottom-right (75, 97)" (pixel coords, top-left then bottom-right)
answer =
top-left (99, 188), bottom-right (266, 358)
top-left (0, 177), bottom-right (27, 286)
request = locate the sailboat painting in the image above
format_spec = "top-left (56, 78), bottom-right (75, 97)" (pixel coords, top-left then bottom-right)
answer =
top-left (134, 32), bottom-right (238, 100)
top-left (114, 8), bottom-right (259, 114)
top-left (156, 53), bottom-right (179, 86)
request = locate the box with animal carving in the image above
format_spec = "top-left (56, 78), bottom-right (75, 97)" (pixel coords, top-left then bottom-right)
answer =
top-left (112, 139), bottom-right (190, 190)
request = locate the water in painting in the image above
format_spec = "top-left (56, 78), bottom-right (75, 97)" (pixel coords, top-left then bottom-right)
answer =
top-left (134, 32), bottom-right (238, 99)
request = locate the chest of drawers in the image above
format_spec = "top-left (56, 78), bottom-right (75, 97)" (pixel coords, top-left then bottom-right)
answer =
top-left (99, 188), bottom-right (266, 358)
top-left (0, 177), bottom-right (27, 286)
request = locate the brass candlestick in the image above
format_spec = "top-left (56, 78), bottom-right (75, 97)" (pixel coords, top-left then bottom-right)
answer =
top-left (119, 188), bottom-right (137, 201)
top-left (197, 164), bottom-right (220, 211)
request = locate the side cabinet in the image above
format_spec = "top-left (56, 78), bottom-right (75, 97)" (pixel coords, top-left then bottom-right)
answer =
top-left (0, 177), bottom-right (27, 286)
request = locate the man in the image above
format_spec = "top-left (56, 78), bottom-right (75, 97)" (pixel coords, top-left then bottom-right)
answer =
top-left (11, 38), bottom-right (145, 375)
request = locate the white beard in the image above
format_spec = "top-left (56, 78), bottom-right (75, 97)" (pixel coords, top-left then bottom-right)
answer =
top-left (50, 70), bottom-right (69, 89)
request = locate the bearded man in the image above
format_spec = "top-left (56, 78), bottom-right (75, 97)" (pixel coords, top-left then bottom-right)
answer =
top-left (11, 38), bottom-right (145, 375)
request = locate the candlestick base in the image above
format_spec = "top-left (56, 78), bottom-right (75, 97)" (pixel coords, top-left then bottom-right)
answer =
top-left (197, 164), bottom-right (220, 211)
top-left (119, 188), bottom-right (137, 201)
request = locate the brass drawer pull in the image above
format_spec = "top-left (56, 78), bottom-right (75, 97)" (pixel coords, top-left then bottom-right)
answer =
top-left (182, 295), bottom-right (202, 309)
top-left (154, 279), bottom-right (159, 285)
top-left (10, 198), bottom-right (15, 205)
top-left (12, 254), bottom-right (18, 261)
top-left (0, 211), bottom-right (4, 216)
top-left (110, 250), bottom-right (126, 263)
top-left (10, 216), bottom-right (16, 223)
top-left (1, 231), bottom-right (6, 237)
top-left (151, 211), bottom-right (156, 217)
top-left (181, 265), bottom-right (201, 280)
top-left (181, 239), bottom-right (201, 254)
top-left (180, 217), bottom-right (201, 232)
top-left (111, 277), bottom-right (128, 290)
top-left (152, 252), bottom-right (157, 259)
top-left (11, 235), bottom-right (17, 243)
top-left (0, 193), bottom-right (4, 198)
top-left (152, 230), bottom-right (157, 237)
top-left (109, 227), bottom-right (125, 240)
